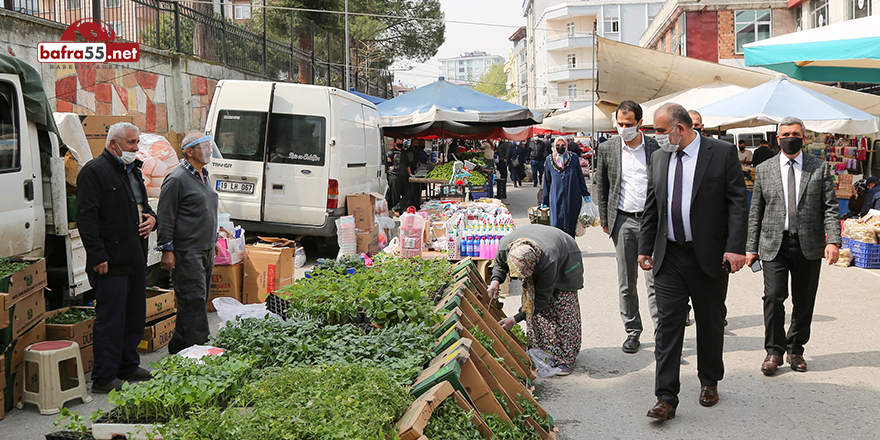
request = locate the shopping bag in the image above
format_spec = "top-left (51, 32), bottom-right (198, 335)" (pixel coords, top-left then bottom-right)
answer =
top-left (576, 200), bottom-right (601, 236)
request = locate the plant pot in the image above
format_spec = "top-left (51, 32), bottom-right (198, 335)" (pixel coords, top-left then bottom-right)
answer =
top-left (92, 411), bottom-right (164, 440)
top-left (45, 432), bottom-right (95, 440)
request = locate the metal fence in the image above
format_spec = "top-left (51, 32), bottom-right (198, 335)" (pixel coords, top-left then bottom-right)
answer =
top-left (4, 0), bottom-right (392, 97)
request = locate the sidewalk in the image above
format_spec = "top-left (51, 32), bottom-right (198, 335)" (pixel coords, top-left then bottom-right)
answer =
top-left (498, 178), bottom-right (880, 439)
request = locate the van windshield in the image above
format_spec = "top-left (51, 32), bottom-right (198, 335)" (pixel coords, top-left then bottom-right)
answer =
top-left (215, 110), bottom-right (267, 161)
top-left (267, 114), bottom-right (326, 166)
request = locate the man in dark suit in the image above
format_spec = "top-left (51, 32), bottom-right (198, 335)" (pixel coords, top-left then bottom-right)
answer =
top-left (595, 100), bottom-right (659, 354)
top-left (746, 117), bottom-right (841, 376)
top-left (752, 140), bottom-right (775, 167)
top-left (77, 122), bottom-right (157, 392)
top-left (638, 103), bottom-right (748, 420)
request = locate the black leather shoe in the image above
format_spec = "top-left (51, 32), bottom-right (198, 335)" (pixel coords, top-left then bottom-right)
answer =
top-left (622, 335), bottom-right (640, 353)
top-left (118, 367), bottom-right (153, 382)
top-left (92, 378), bottom-right (124, 394)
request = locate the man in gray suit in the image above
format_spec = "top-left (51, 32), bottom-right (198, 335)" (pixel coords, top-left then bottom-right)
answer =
top-left (745, 116), bottom-right (841, 376)
top-left (595, 100), bottom-right (659, 353)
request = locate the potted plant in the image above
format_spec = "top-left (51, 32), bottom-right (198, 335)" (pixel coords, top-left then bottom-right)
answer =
top-left (46, 408), bottom-right (101, 440)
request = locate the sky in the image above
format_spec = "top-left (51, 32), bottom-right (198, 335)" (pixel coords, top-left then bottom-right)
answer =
top-left (390, 0), bottom-right (527, 88)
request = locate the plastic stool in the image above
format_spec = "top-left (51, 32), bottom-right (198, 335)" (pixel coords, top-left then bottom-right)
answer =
top-left (21, 340), bottom-right (93, 415)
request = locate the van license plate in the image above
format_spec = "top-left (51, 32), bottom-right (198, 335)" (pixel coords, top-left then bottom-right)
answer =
top-left (216, 180), bottom-right (255, 194)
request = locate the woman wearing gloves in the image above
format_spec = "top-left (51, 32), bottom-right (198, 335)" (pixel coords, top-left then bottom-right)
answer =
top-left (542, 136), bottom-right (592, 237)
top-left (489, 224), bottom-right (585, 375)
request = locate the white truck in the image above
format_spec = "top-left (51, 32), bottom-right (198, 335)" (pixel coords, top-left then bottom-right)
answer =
top-left (0, 53), bottom-right (164, 304)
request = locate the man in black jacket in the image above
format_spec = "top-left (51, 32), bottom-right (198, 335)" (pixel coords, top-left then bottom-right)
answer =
top-left (528, 136), bottom-right (546, 187)
top-left (638, 103), bottom-right (748, 419)
top-left (77, 122), bottom-right (157, 393)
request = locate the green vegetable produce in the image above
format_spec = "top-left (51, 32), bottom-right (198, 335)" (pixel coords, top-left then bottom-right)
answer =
top-left (510, 324), bottom-right (528, 347)
top-left (518, 395), bottom-right (551, 432)
top-left (0, 260), bottom-right (32, 278)
top-left (47, 308), bottom-right (95, 325)
top-left (423, 398), bottom-right (483, 440)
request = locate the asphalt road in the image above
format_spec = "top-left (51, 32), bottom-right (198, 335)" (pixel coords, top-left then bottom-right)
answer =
top-left (3, 176), bottom-right (879, 439)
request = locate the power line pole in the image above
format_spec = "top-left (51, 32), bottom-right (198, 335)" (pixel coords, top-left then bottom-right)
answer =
top-left (344, 0), bottom-right (350, 90)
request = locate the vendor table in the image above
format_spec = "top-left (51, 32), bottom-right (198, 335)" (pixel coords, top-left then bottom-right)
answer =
top-left (409, 177), bottom-right (448, 200)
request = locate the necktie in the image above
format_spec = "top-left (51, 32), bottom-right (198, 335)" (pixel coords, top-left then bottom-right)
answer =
top-left (788, 159), bottom-right (798, 235)
top-left (672, 150), bottom-right (686, 244)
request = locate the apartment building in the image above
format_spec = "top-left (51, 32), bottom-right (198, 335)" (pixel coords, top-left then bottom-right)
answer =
top-left (438, 50), bottom-right (506, 85)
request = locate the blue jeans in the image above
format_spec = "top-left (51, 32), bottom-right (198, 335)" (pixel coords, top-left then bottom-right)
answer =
top-left (530, 159), bottom-right (545, 184)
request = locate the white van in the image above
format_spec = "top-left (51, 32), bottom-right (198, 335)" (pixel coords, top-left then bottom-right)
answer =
top-left (205, 81), bottom-right (386, 237)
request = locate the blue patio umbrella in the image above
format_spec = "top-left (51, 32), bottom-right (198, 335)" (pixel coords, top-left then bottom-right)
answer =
top-left (743, 15), bottom-right (880, 84)
top-left (377, 77), bottom-right (541, 138)
top-left (697, 76), bottom-right (879, 134)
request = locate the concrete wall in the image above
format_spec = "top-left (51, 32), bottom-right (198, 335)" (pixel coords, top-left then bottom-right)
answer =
top-left (0, 9), bottom-right (269, 137)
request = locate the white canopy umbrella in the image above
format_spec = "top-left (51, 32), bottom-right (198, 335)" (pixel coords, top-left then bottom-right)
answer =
top-left (641, 81), bottom-right (749, 127)
top-left (697, 76), bottom-right (880, 134)
top-left (537, 103), bottom-right (616, 133)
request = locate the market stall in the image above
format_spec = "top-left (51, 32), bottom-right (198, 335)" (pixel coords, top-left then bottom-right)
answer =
top-left (839, 211), bottom-right (880, 269)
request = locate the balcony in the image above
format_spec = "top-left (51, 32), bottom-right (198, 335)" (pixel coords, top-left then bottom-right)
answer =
top-left (546, 32), bottom-right (594, 52)
top-left (547, 64), bottom-right (595, 82)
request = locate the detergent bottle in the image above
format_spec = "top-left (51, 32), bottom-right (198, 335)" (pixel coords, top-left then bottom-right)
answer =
top-left (399, 207), bottom-right (426, 258)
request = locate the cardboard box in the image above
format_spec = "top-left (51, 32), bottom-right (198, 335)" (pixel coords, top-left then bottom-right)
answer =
top-left (356, 229), bottom-right (380, 255)
top-left (208, 263), bottom-right (243, 312)
top-left (0, 354), bottom-right (5, 391)
top-left (45, 307), bottom-right (95, 347)
top-left (0, 258), bottom-right (48, 310)
top-left (138, 314), bottom-right (176, 353)
top-left (346, 192), bottom-right (384, 231)
top-left (64, 343), bottom-right (94, 376)
top-left (4, 320), bottom-right (47, 375)
top-left (243, 243), bottom-right (296, 304)
top-left (80, 115), bottom-right (134, 159)
top-left (0, 288), bottom-right (47, 344)
top-left (397, 381), bottom-right (493, 440)
top-left (145, 287), bottom-right (176, 322)
top-left (3, 369), bottom-right (21, 413)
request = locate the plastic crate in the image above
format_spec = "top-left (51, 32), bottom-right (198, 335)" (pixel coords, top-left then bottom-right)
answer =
top-left (469, 175), bottom-right (495, 200)
top-left (842, 237), bottom-right (880, 269)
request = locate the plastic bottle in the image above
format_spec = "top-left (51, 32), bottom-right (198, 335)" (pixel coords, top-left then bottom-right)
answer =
top-left (399, 207), bottom-right (426, 258)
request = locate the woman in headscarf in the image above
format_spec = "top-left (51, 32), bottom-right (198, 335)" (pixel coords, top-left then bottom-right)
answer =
top-left (488, 224), bottom-right (585, 375)
top-left (542, 136), bottom-right (591, 237)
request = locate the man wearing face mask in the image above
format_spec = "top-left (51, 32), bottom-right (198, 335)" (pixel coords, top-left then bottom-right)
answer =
top-left (594, 100), bottom-right (659, 354)
top-left (77, 122), bottom-right (157, 392)
top-left (737, 140), bottom-right (753, 165)
top-left (688, 110), bottom-right (704, 134)
top-left (638, 103), bottom-right (748, 420)
top-left (746, 117), bottom-right (840, 376)
top-left (158, 131), bottom-right (220, 354)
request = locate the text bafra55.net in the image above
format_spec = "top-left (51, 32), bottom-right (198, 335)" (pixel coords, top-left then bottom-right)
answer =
top-left (38, 42), bottom-right (139, 63)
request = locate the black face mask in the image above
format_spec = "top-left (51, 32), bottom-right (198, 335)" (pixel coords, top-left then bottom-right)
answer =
top-left (739, 146), bottom-right (745, 151)
top-left (694, 127), bottom-right (702, 133)
top-left (779, 137), bottom-right (804, 155)
top-left (556, 145), bottom-right (566, 154)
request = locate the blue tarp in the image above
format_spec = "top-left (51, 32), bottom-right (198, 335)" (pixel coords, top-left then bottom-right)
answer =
top-left (347, 88), bottom-right (386, 105)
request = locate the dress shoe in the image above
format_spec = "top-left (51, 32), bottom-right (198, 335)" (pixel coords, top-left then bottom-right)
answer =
top-left (788, 354), bottom-right (808, 372)
top-left (646, 398), bottom-right (676, 420)
top-left (761, 354), bottom-right (783, 376)
top-left (118, 367), bottom-right (153, 382)
top-left (685, 312), bottom-right (694, 327)
top-left (622, 335), bottom-right (640, 354)
top-left (699, 386), bottom-right (719, 407)
top-left (92, 378), bottom-right (124, 394)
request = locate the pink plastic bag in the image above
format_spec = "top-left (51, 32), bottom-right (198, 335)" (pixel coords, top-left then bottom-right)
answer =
top-left (214, 238), bottom-right (233, 265)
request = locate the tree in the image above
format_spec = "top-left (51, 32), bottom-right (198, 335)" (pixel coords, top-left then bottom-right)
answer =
top-left (349, 0), bottom-right (445, 65)
top-left (473, 63), bottom-right (508, 98)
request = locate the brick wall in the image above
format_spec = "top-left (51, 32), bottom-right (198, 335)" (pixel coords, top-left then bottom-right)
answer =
top-left (717, 10), bottom-right (738, 60)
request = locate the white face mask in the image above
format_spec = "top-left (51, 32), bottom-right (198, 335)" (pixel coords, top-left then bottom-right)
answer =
top-left (120, 150), bottom-right (138, 164)
top-left (655, 127), bottom-right (682, 153)
top-left (617, 126), bottom-right (640, 142)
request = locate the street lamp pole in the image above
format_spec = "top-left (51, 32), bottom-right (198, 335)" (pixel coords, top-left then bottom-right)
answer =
top-left (344, 0), bottom-right (350, 91)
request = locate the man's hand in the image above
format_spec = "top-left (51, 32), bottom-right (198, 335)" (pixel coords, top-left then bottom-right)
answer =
top-left (498, 317), bottom-right (516, 331)
top-left (93, 261), bottom-right (108, 275)
top-left (487, 279), bottom-right (501, 299)
top-left (824, 244), bottom-right (840, 265)
top-left (602, 226), bottom-right (610, 235)
top-left (161, 251), bottom-right (176, 271)
top-left (745, 253), bottom-right (759, 268)
top-left (139, 213), bottom-right (156, 238)
top-left (723, 252), bottom-right (747, 274)
top-left (638, 255), bottom-right (653, 271)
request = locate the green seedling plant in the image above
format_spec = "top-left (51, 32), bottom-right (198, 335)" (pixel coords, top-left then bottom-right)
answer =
top-left (46, 308), bottom-right (96, 325)
top-left (0, 260), bottom-right (32, 278)
top-left (422, 398), bottom-right (483, 440)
